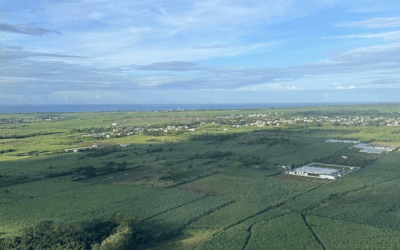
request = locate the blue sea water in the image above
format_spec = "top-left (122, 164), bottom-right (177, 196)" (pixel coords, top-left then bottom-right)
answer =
top-left (0, 102), bottom-right (380, 114)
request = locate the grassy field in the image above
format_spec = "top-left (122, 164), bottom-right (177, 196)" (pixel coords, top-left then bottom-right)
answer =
top-left (2, 104), bottom-right (400, 249)
top-left (307, 215), bottom-right (400, 249)
top-left (0, 180), bottom-right (204, 236)
top-left (244, 213), bottom-right (322, 250)
top-left (198, 210), bottom-right (286, 250)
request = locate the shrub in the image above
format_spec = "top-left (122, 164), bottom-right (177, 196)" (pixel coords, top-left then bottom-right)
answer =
top-left (0, 215), bottom-right (150, 250)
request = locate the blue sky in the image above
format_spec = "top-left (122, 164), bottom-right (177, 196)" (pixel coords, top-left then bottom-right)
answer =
top-left (1, 0), bottom-right (400, 104)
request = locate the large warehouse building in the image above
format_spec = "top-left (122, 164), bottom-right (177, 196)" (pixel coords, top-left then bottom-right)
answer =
top-left (288, 164), bottom-right (339, 179)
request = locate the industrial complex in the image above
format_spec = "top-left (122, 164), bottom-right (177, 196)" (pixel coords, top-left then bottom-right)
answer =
top-left (287, 163), bottom-right (357, 180)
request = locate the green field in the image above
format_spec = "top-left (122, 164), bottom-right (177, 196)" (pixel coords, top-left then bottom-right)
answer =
top-left (308, 216), bottom-right (400, 249)
top-left (2, 104), bottom-right (400, 249)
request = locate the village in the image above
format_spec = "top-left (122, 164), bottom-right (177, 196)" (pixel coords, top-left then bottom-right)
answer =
top-left (79, 114), bottom-right (400, 139)
top-left (0, 115), bottom-right (71, 124)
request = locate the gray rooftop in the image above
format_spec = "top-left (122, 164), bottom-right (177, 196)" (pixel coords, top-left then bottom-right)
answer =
top-left (294, 166), bottom-right (338, 175)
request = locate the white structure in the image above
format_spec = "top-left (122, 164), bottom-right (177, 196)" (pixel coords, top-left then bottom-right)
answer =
top-left (112, 123), bottom-right (119, 126)
top-left (325, 139), bottom-right (361, 144)
top-left (65, 145), bottom-right (102, 153)
top-left (288, 164), bottom-right (339, 179)
top-left (351, 143), bottom-right (396, 154)
top-left (360, 146), bottom-right (386, 154)
top-left (353, 143), bottom-right (369, 149)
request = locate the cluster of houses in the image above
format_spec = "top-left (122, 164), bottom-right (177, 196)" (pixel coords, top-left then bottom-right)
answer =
top-left (0, 115), bottom-right (68, 124)
top-left (207, 114), bottom-right (400, 128)
top-left (82, 123), bottom-right (200, 138)
top-left (79, 113), bottom-right (400, 139)
top-left (65, 144), bottom-right (131, 153)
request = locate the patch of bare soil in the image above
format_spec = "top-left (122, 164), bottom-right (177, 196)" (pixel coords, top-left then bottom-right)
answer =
top-left (81, 166), bottom-right (159, 185)
top-left (274, 173), bottom-right (334, 186)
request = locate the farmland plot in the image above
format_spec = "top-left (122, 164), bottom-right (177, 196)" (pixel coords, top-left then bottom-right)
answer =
top-left (307, 216), bottom-right (400, 249)
top-left (175, 174), bottom-right (252, 196)
top-left (269, 142), bottom-right (349, 165)
top-left (274, 174), bottom-right (334, 186)
top-left (192, 176), bottom-right (314, 229)
top-left (0, 182), bottom-right (203, 237)
top-left (141, 196), bottom-right (234, 237)
top-left (244, 213), bottom-right (322, 250)
top-left (309, 177), bottom-right (400, 231)
top-left (198, 210), bottom-right (285, 250)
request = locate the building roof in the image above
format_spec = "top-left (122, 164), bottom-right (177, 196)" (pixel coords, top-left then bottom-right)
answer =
top-left (360, 147), bottom-right (385, 154)
top-left (294, 166), bottom-right (338, 175)
top-left (353, 143), bottom-right (369, 148)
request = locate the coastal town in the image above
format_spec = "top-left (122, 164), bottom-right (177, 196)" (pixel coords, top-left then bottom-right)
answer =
top-left (80, 113), bottom-right (400, 139)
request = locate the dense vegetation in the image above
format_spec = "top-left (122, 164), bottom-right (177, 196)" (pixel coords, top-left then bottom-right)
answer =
top-left (1, 103), bottom-right (400, 249)
top-left (0, 214), bottom-right (158, 250)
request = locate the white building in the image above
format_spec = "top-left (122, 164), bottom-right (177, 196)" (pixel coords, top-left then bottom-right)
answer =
top-left (288, 164), bottom-right (339, 179)
top-left (353, 143), bottom-right (369, 149)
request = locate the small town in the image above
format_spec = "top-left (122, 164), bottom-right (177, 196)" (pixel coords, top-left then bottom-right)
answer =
top-left (79, 114), bottom-right (400, 139)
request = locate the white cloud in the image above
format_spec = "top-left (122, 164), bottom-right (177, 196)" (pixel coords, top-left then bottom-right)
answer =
top-left (336, 30), bottom-right (400, 41)
top-left (88, 11), bottom-right (106, 21)
top-left (47, 90), bottom-right (124, 103)
top-left (335, 85), bottom-right (356, 90)
top-left (286, 86), bottom-right (301, 91)
top-left (233, 83), bottom-right (302, 92)
top-left (339, 17), bottom-right (400, 29)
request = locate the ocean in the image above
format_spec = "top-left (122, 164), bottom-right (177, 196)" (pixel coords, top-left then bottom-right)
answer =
top-left (0, 102), bottom-right (378, 114)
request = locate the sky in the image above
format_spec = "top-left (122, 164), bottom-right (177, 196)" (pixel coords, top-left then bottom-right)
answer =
top-left (1, 0), bottom-right (400, 104)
